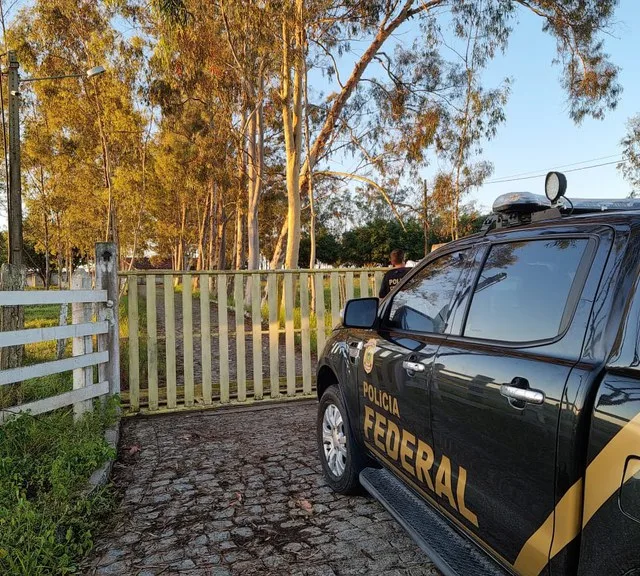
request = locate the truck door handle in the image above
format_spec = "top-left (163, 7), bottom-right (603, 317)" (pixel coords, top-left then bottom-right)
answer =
top-left (402, 361), bottom-right (425, 374)
top-left (500, 384), bottom-right (545, 405)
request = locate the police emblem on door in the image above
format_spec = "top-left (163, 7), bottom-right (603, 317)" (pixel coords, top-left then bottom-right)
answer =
top-left (363, 340), bottom-right (377, 374)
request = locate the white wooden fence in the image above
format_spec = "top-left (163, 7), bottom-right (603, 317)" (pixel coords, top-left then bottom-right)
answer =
top-left (0, 242), bottom-right (120, 423)
top-left (120, 268), bottom-right (385, 413)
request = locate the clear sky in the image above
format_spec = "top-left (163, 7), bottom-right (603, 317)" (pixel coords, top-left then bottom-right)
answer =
top-left (468, 0), bottom-right (640, 212)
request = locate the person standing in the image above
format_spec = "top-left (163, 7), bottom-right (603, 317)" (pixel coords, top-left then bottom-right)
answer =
top-left (379, 249), bottom-right (410, 298)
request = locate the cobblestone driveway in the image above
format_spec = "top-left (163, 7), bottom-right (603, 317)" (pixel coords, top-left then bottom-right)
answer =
top-left (85, 401), bottom-right (439, 576)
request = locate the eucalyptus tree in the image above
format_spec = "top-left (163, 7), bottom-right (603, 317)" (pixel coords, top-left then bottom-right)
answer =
top-left (279, 0), bottom-right (620, 266)
top-left (619, 114), bottom-right (640, 197)
top-left (10, 0), bottom-right (149, 267)
top-left (153, 0), bottom-right (622, 269)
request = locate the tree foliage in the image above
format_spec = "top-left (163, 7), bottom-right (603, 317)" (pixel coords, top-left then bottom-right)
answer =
top-left (3, 0), bottom-right (622, 276)
top-left (619, 114), bottom-right (640, 197)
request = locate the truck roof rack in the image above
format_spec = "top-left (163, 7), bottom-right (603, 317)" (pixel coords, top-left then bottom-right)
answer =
top-left (481, 173), bottom-right (640, 234)
top-left (559, 197), bottom-right (640, 214)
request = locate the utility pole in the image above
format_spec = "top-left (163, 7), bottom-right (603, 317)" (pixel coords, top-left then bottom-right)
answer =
top-left (4, 54), bottom-right (104, 268)
top-left (7, 51), bottom-right (23, 268)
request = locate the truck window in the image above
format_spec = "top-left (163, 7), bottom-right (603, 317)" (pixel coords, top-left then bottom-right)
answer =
top-left (464, 239), bottom-right (589, 343)
top-left (386, 250), bottom-right (470, 334)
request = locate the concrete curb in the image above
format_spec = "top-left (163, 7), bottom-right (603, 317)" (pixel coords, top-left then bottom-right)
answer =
top-left (84, 420), bottom-right (120, 497)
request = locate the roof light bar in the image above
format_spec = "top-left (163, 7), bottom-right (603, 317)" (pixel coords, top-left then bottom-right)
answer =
top-left (493, 192), bottom-right (551, 215)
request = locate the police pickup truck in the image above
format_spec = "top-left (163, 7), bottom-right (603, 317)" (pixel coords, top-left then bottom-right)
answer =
top-left (315, 172), bottom-right (640, 576)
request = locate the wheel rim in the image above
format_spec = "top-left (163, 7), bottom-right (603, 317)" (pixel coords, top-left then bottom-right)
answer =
top-left (322, 403), bottom-right (347, 477)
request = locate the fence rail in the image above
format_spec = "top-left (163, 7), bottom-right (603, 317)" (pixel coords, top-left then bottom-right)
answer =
top-left (0, 321), bottom-right (109, 348)
top-left (0, 243), bottom-right (119, 424)
top-left (0, 289), bottom-right (108, 305)
top-left (121, 268), bottom-right (385, 413)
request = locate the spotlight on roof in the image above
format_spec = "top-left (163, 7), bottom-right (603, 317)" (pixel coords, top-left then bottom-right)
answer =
top-left (545, 171), bottom-right (567, 204)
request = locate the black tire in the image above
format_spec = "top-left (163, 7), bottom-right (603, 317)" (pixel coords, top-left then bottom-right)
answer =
top-left (317, 385), bottom-right (367, 494)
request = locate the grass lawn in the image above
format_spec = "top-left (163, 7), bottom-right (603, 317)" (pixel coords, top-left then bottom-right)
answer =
top-left (1, 304), bottom-right (72, 410)
top-left (0, 398), bottom-right (118, 575)
top-left (0, 301), bottom-right (120, 575)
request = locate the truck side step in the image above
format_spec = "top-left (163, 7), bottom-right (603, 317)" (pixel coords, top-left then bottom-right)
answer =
top-left (359, 467), bottom-right (511, 576)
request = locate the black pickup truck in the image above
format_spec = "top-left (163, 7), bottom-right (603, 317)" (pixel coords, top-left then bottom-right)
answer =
top-left (315, 173), bottom-right (640, 576)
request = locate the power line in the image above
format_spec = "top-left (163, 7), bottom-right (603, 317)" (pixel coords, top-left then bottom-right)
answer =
top-left (488, 153), bottom-right (622, 182)
top-left (485, 159), bottom-right (626, 185)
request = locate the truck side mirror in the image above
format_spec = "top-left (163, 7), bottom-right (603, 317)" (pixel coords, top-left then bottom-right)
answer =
top-left (343, 298), bottom-right (379, 329)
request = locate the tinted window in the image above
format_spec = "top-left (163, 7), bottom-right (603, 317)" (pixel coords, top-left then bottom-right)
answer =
top-left (464, 239), bottom-right (589, 342)
top-left (387, 251), bottom-right (469, 334)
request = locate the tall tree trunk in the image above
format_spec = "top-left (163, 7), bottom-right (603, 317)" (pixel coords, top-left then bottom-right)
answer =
top-left (128, 133), bottom-right (147, 272)
top-left (304, 57), bottom-right (316, 269)
top-left (452, 44), bottom-right (475, 242)
top-left (172, 245), bottom-right (178, 271)
top-left (282, 0), bottom-right (304, 270)
top-left (270, 219), bottom-right (288, 270)
top-left (111, 204), bottom-right (121, 267)
top-left (57, 250), bottom-right (63, 289)
top-left (234, 107), bottom-right (248, 271)
top-left (196, 189), bottom-right (210, 271)
top-left (234, 198), bottom-right (244, 269)
top-left (207, 181), bottom-right (217, 270)
top-left (175, 201), bottom-right (187, 287)
top-left (128, 218), bottom-right (141, 272)
top-left (274, 0), bottom-right (440, 260)
top-left (193, 189), bottom-right (210, 289)
top-left (43, 211), bottom-right (50, 289)
top-left (304, 58), bottom-right (316, 310)
top-left (177, 212), bottom-right (184, 270)
top-left (247, 96), bottom-right (264, 272)
top-left (218, 214), bottom-right (228, 270)
top-left (66, 243), bottom-right (73, 289)
top-left (38, 166), bottom-right (51, 289)
top-left (246, 94), bottom-right (264, 301)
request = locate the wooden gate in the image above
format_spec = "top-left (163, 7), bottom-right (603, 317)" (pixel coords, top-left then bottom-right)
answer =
top-left (120, 269), bottom-right (384, 413)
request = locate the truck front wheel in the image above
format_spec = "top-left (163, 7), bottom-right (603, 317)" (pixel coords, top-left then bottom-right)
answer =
top-left (317, 385), bottom-right (366, 494)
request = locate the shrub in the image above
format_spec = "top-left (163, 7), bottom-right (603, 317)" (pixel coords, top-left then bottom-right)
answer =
top-left (0, 397), bottom-right (118, 575)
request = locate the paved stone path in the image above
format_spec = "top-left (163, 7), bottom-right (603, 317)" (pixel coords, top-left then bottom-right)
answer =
top-left (84, 401), bottom-right (439, 575)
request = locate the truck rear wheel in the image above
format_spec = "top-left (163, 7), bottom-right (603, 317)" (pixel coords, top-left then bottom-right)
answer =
top-left (317, 385), bottom-right (366, 494)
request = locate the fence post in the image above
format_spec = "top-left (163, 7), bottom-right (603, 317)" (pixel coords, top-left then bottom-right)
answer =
top-left (0, 263), bottom-right (25, 371)
top-left (129, 276), bottom-right (141, 411)
top-left (284, 273), bottom-right (295, 396)
top-left (95, 243), bottom-right (120, 396)
top-left (55, 303), bottom-right (68, 360)
top-left (72, 269), bottom-right (92, 418)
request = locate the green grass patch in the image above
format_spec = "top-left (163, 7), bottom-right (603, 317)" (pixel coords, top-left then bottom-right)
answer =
top-left (23, 304), bottom-right (68, 329)
top-left (1, 322), bottom-right (73, 410)
top-left (0, 397), bottom-right (118, 575)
